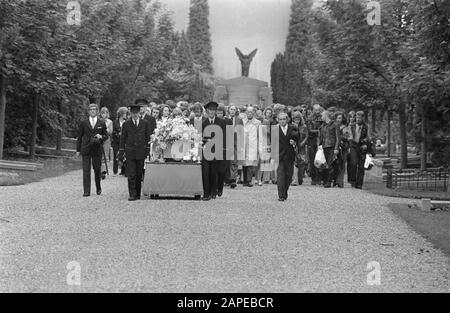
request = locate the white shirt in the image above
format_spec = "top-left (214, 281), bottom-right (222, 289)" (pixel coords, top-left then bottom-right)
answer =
top-left (90, 117), bottom-right (97, 128)
top-left (133, 118), bottom-right (139, 127)
top-left (209, 117), bottom-right (215, 124)
top-left (281, 124), bottom-right (288, 136)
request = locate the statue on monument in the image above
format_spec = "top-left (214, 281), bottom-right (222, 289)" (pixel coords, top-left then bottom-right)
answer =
top-left (235, 48), bottom-right (257, 77)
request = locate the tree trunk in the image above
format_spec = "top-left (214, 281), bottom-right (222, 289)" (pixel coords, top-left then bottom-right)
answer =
top-left (387, 110), bottom-right (391, 157)
top-left (30, 93), bottom-right (39, 159)
top-left (0, 74), bottom-right (6, 159)
top-left (371, 107), bottom-right (376, 136)
top-left (56, 101), bottom-right (63, 152)
top-left (398, 102), bottom-right (408, 169)
top-left (420, 105), bottom-right (427, 171)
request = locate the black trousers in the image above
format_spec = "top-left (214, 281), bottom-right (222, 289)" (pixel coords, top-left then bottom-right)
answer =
top-left (277, 160), bottom-right (294, 199)
top-left (349, 144), bottom-right (366, 187)
top-left (112, 145), bottom-right (119, 175)
top-left (243, 166), bottom-right (254, 184)
top-left (202, 160), bottom-right (218, 198)
top-left (321, 147), bottom-right (335, 186)
top-left (82, 154), bottom-right (102, 194)
top-left (126, 159), bottom-right (145, 197)
top-left (296, 162), bottom-right (306, 184)
top-left (307, 144), bottom-right (320, 184)
top-left (217, 161), bottom-right (228, 194)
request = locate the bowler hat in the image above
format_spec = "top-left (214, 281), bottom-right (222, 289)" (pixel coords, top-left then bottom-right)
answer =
top-left (204, 101), bottom-right (219, 110)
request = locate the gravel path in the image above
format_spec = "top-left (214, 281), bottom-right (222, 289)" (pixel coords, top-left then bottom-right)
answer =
top-left (1, 169), bottom-right (450, 292)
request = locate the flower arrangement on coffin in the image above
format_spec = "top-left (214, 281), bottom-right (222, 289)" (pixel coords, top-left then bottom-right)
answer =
top-left (150, 117), bottom-right (202, 162)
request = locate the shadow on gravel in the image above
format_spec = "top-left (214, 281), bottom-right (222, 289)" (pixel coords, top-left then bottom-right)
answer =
top-left (142, 196), bottom-right (201, 201)
top-left (389, 203), bottom-right (450, 258)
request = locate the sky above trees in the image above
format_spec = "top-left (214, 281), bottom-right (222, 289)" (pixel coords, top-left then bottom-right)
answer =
top-left (160, 0), bottom-right (296, 82)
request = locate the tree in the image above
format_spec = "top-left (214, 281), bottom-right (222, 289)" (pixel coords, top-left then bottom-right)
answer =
top-left (187, 0), bottom-right (213, 74)
top-left (270, 0), bottom-right (313, 106)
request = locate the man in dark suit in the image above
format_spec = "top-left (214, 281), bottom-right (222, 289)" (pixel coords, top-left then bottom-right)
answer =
top-left (228, 105), bottom-right (244, 189)
top-left (349, 111), bottom-right (370, 189)
top-left (201, 101), bottom-right (227, 201)
top-left (276, 112), bottom-right (298, 201)
top-left (118, 101), bottom-right (151, 201)
top-left (216, 104), bottom-right (231, 196)
top-left (76, 103), bottom-right (109, 197)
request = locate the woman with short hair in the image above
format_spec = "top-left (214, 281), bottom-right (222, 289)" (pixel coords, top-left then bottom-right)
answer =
top-left (99, 108), bottom-right (113, 181)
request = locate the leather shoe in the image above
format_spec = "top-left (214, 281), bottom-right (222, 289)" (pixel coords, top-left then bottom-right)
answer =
top-left (203, 196), bottom-right (211, 201)
top-left (217, 192), bottom-right (222, 197)
top-left (96, 189), bottom-right (102, 195)
top-left (128, 197), bottom-right (137, 201)
top-left (278, 198), bottom-right (285, 201)
top-left (83, 193), bottom-right (90, 197)
top-left (230, 183), bottom-right (237, 189)
top-left (136, 195), bottom-right (141, 200)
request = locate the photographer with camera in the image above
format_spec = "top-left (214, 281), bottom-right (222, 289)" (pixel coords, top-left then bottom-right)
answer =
top-left (76, 103), bottom-right (109, 197)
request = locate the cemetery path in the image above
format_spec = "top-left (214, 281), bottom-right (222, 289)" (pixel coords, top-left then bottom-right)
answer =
top-left (1, 169), bottom-right (449, 292)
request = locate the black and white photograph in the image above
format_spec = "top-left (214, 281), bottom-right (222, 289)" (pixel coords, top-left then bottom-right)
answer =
top-left (0, 0), bottom-right (450, 298)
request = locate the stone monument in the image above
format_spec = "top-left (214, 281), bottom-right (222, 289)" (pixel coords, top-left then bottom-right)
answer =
top-left (214, 48), bottom-right (273, 108)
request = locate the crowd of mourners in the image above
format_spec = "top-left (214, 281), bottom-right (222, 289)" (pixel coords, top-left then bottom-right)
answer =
top-left (98, 100), bottom-right (374, 192)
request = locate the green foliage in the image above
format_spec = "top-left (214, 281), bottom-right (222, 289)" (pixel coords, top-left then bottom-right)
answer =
top-left (0, 0), bottom-right (217, 152)
top-left (187, 0), bottom-right (214, 74)
top-left (271, 0), bottom-right (313, 106)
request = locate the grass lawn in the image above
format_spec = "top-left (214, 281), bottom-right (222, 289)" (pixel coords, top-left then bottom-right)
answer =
top-left (389, 203), bottom-right (450, 258)
top-left (1, 155), bottom-right (81, 186)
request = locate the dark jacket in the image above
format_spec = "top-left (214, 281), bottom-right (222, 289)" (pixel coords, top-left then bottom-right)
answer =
top-left (143, 114), bottom-right (157, 136)
top-left (119, 118), bottom-right (150, 160)
top-left (351, 123), bottom-right (369, 145)
top-left (111, 119), bottom-right (123, 148)
top-left (202, 117), bottom-right (227, 161)
top-left (190, 116), bottom-right (207, 133)
top-left (351, 122), bottom-right (372, 155)
top-left (278, 124), bottom-right (299, 163)
top-left (319, 121), bottom-right (340, 150)
top-left (229, 115), bottom-right (244, 127)
top-left (306, 114), bottom-right (322, 146)
top-left (76, 118), bottom-right (108, 157)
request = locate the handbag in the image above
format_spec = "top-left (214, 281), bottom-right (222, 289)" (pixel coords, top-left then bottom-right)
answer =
top-left (364, 154), bottom-right (374, 170)
top-left (314, 146), bottom-right (327, 169)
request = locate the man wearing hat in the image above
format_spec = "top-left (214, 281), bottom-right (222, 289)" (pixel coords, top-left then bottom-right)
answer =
top-left (118, 100), bottom-right (151, 201)
top-left (137, 98), bottom-right (157, 137)
top-left (202, 101), bottom-right (227, 200)
top-left (76, 103), bottom-right (109, 197)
